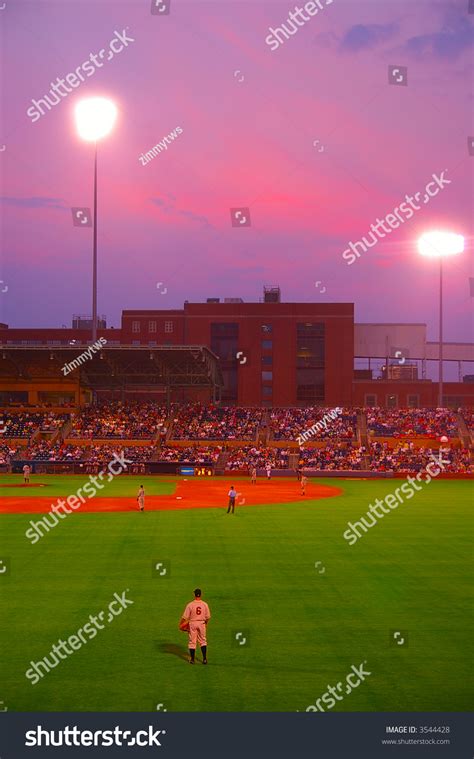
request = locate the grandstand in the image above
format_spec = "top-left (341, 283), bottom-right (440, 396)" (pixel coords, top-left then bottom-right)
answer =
top-left (0, 402), bottom-right (471, 475)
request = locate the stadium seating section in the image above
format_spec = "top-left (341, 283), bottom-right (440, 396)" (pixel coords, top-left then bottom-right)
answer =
top-left (0, 403), bottom-right (471, 472)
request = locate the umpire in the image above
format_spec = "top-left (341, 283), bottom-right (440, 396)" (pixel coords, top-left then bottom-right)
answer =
top-left (227, 485), bottom-right (237, 514)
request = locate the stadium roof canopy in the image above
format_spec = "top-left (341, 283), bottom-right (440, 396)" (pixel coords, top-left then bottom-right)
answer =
top-left (0, 345), bottom-right (224, 393)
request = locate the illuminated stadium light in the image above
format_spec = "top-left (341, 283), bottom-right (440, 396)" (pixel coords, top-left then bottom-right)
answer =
top-left (417, 230), bottom-right (465, 407)
top-left (74, 97), bottom-right (117, 142)
top-left (74, 97), bottom-right (117, 343)
top-left (418, 231), bottom-right (464, 258)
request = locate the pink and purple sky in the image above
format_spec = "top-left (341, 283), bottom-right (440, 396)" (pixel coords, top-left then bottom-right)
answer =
top-left (0, 0), bottom-right (473, 345)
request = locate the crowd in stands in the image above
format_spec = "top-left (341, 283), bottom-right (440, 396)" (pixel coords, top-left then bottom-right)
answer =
top-left (269, 407), bottom-right (356, 440)
top-left (462, 410), bottom-right (474, 432)
top-left (369, 441), bottom-right (473, 473)
top-left (0, 402), bottom-right (471, 473)
top-left (14, 443), bottom-right (155, 467)
top-left (157, 446), bottom-right (221, 463)
top-left (298, 444), bottom-right (364, 470)
top-left (82, 445), bottom-right (153, 474)
top-left (171, 404), bottom-right (263, 440)
top-left (366, 408), bottom-right (458, 438)
top-left (18, 443), bottom-right (85, 461)
top-left (0, 444), bottom-right (20, 465)
top-left (225, 446), bottom-right (290, 471)
top-left (69, 402), bottom-right (168, 439)
top-left (0, 411), bottom-right (67, 438)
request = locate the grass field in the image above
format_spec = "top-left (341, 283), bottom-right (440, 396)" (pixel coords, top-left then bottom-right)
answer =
top-left (0, 474), bottom-right (472, 712)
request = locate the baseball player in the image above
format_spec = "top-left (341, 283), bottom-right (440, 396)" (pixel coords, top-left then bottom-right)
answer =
top-left (227, 485), bottom-right (237, 514)
top-left (300, 474), bottom-right (307, 496)
top-left (265, 463), bottom-right (272, 480)
top-left (181, 588), bottom-right (211, 664)
top-left (137, 485), bottom-right (145, 511)
top-left (250, 466), bottom-right (257, 484)
top-left (23, 464), bottom-right (31, 484)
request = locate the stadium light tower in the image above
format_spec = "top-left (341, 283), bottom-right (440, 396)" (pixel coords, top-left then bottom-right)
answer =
top-left (74, 97), bottom-right (118, 342)
top-left (418, 231), bottom-right (464, 407)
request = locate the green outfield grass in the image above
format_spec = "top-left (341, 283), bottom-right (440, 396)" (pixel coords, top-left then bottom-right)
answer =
top-left (0, 475), bottom-right (472, 712)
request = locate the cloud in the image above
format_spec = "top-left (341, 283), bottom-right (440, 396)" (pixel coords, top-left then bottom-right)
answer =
top-left (150, 196), bottom-right (213, 228)
top-left (340, 23), bottom-right (398, 52)
top-left (402, 12), bottom-right (474, 60)
top-left (0, 196), bottom-right (67, 210)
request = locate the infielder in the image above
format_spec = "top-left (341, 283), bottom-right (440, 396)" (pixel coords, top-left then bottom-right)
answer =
top-left (137, 485), bottom-right (145, 511)
top-left (250, 467), bottom-right (257, 484)
top-left (181, 588), bottom-right (211, 664)
top-left (23, 464), bottom-right (31, 484)
top-left (300, 475), bottom-right (307, 496)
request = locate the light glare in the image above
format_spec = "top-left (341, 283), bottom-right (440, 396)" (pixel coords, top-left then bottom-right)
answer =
top-left (75, 97), bottom-right (117, 142)
top-left (418, 231), bottom-right (464, 258)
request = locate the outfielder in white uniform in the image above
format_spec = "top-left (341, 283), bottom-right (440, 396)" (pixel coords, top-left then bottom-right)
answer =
top-left (137, 485), bottom-right (145, 511)
top-left (181, 588), bottom-right (211, 664)
top-left (23, 464), bottom-right (31, 484)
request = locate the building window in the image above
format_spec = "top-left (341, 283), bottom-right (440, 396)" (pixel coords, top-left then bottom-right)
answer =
top-left (444, 396), bottom-right (463, 408)
top-left (407, 394), bottom-right (419, 408)
top-left (262, 324), bottom-right (273, 334)
top-left (262, 340), bottom-right (273, 351)
top-left (132, 321), bottom-right (140, 333)
top-left (262, 371), bottom-right (273, 382)
top-left (364, 394), bottom-right (377, 407)
top-left (262, 386), bottom-right (272, 397)
top-left (132, 340), bottom-right (141, 346)
top-left (148, 341), bottom-right (157, 347)
top-left (296, 323), bottom-right (325, 402)
top-left (386, 395), bottom-right (398, 408)
top-left (148, 321), bottom-right (157, 333)
top-left (261, 356), bottom-right (272, 365)
top-left (211, 323), bottom-right (239, 402)
top-left (164, 321), bottom-right (174, 333)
